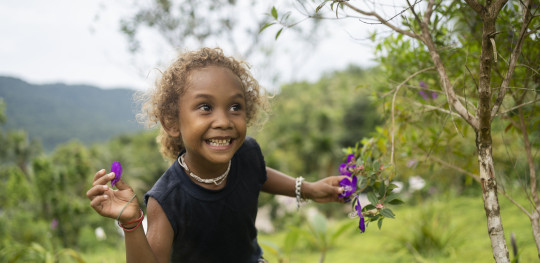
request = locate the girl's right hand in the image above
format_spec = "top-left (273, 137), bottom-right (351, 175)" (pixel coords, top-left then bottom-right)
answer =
top-left (86, 169), bottom-right (141, 223)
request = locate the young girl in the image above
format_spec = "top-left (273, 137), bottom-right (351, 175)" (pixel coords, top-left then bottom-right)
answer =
top-left (86, 48), bottom-right (347, 263)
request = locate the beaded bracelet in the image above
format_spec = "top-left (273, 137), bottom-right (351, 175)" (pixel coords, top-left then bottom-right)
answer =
top-left (118, 208), bottom-right (144, 232)
top-left (295, 176), bottom-right (307, 210)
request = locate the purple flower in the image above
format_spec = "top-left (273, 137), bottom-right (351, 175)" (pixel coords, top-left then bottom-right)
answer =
top-left (110, 161), bottom-right (122, 187)
top-left (355, 198), bottom-right (365, 232)
top-left (339, 154), bottom-right (356, 176)
top-left (407, 159), bottom-right (418, 168)
top-left (418, 90), bottom-right (430, 100)
top-left (50, 218), bottom-right (58, 230)
top-left (338, 175), bottom-right (357, 201)
top-left (418, 81), bottom-right (438, 100)
top-left (339, 163), bottom-right (351, 176)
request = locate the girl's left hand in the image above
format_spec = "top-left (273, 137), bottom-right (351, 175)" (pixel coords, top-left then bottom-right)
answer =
top-left (303, 176), bottom-right (349, 203)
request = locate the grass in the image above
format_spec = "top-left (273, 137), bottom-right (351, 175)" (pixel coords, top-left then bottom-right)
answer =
top-left (258, 194), bottom-right (537, 263)
top-left (81, 194), bottom-right (538, 262)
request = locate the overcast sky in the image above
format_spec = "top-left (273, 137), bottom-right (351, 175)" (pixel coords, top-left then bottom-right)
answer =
top-left (0, 0), bottom-right (379, 91)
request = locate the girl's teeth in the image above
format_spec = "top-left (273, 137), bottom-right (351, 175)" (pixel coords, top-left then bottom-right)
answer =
top-left (208, 139), bottom-right (230, 146)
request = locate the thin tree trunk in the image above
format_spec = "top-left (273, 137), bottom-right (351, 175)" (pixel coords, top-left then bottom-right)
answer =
top-left (517, 108), bottom-right (540, 258)
top-left (318, 249), bottom-right (326, 263)
top-left (474, 1), bottom-right (510, 260)
top-left (531, 213), bottom-right (540, 258)
top-left (476, 140), bottom-right (510, 262)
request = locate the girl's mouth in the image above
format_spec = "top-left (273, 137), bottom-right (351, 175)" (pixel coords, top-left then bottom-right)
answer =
top-left (206, 138), bottom-right (232, 147)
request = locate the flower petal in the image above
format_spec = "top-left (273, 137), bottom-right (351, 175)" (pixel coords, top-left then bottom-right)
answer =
top-left (110, 161), bottom-right (122, 187)
top-left (355, 197), bottom-right (365, 232)
top-left (338, 176), bottom-right (358, 200)
top-left (339, 163), bottom-right (351, 176)
top-left (346, 154), bottom-right (355, 163)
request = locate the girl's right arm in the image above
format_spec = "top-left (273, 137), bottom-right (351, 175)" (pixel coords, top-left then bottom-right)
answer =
top-left (86, 169), bottom-right (173, 263)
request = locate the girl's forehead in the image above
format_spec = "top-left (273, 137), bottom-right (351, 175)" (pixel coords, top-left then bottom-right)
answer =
top-left (186, 66), bottom-right (243, 90)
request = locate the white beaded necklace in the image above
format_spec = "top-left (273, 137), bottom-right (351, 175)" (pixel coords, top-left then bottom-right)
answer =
top-left (177, 154), bottom-right (231, 185)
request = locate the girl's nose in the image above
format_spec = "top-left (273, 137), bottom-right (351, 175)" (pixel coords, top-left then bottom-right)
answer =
top-left (212, 110), bottom-right (232, 129)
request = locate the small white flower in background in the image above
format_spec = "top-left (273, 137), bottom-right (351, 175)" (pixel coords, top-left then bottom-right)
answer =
top-left (95, 227), bottom-right (107, 241)
top-left (409, 176), bottom-right (426, 191)
top-left (255, 205), bottom-right (275, 233)
top-left (275, 195), bottom-right (296, 214)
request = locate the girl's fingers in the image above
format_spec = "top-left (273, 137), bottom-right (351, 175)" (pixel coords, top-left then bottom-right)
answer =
top-left (92, 169), bottom-right (107, 182)
top-left (86, 184), bottom-right (109, 200)
top-left (90, 194), bottom-right (109, 210)
top-left (93, 172), bottom-right (115, 187)
top-left (115, 178), bottom-right (130, 191)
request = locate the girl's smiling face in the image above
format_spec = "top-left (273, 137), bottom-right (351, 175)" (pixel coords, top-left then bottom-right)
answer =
top-left (175, 66), bottom-right (247, 174)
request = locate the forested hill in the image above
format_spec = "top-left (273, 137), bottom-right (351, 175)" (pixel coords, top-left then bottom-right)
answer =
top-left (0, 76), bottom-right (145, 151)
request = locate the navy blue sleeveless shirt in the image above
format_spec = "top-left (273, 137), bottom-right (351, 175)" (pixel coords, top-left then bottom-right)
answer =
top-left (144, 137), bottom-right (267, 262)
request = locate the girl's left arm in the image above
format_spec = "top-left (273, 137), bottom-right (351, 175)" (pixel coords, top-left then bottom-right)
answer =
top-left (262, 167), bottom-right (348, 203)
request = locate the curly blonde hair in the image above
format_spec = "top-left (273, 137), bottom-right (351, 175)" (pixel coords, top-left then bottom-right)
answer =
top-left (137, 47), bottom-right (268, 161)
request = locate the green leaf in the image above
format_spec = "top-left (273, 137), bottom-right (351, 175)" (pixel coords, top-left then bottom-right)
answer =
top-left (258, 240), bottom-right (282, 257)
top-left (367, 191), bottom-right (378, 205)
top-left (387, 183), bottom-right (400, 191)
top-left (330, 220), bottom-right (355, 244)
top-left (271, 6), bottom-right (278, 19)
top-left (275, 27), bottom-right (284, 40)
top-left (388, 198), bottom-right (404, 205)
top-left (283, 227), bottom-right (300, 254)
top-left (378, 218), bottom-right (384, 229)
top-left (378, 180), bottom-right (386, 197)
top-left (380, 208), bottom-right (395, 219)
top-left (369, 214), bottom-right (382, 221)
top-left (259, 22), bottom-right (276, 33)
top-left (316, 1), bottom-right (328, 13)
top-left (364, 204), bottom-right (376, 211)
top-left (385, 192), bottom-right (399, 203)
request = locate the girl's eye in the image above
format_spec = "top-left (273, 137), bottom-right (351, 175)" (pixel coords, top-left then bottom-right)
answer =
top-left (230, 104), bottom-right (242, 112)
top-left (198, 104), bottom-right (212, 112)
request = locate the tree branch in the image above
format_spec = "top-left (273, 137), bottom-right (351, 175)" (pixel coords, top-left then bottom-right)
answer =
top-left (416, 1), bottom-right (479, 130)
top-left (464, 0), bottom-right (486, 15)
top-left (497, 98), bottom-right (540, 116)
top-left (517, 106), bottom-right (540, 209)
top-left (340, 1), bottom-right (421, 40)
top-left (429, 155), bottom-right (481, 182)
top-left (424, 0), bottom-right (435, 25)
top-left (491, 0), bottom-right (533, 119)
top-left (429, 155), bottom-right (532, 218)
top-left (391, 66), bottom-right (436, 165)
top-left (411, 101), bottom-right (461, 117)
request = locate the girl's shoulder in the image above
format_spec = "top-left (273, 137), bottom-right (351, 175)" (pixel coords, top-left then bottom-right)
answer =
top-left (238, 136), bottom-right (260, 153)
top-left (144, 160), bottom-right (183, 205)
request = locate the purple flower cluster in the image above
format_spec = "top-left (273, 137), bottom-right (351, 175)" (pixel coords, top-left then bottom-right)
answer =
top-left (418, 81), bottom-right (438, 100)
top-left (338, 154), bottom-right (358, 202)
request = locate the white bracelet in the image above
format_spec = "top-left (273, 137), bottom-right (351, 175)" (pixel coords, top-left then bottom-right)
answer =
top-left (295, 176), bottom-right (306, 210)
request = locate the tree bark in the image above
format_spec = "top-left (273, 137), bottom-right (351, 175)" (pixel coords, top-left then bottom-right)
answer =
top-left (531, 212), bottom-right (540, 259)
top-left (477, 136), bottom-right (510, 262)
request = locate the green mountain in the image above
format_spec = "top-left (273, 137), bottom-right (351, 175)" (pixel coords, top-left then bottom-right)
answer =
top-left (0, 76), bottom-right (145, 151)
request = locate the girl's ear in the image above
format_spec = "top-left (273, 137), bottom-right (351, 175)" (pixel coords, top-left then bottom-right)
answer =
top-left (160, 117), bottom-right (181, 137)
